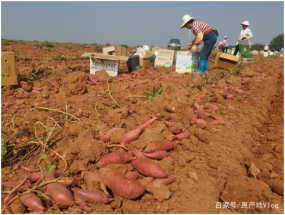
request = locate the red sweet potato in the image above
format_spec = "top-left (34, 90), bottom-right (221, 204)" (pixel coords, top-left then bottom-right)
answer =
top-left (193, 103), bottom-right (200, 110)
top-left (100, 128), bottom-right (120, 143)
top-left (29, 170), bottom-right (56, 182)
top-left (120, 118), bottom-right (157, 145)
top-left (120, 127), bottom-right (143, 145)
top-left (81, 171), bottom-right (108, 195)
top-left (226, 94), bottom-right (234, 100)
top-left (138, 118), bottom-right (157, 130)
top-left (96, 151), bottom-right (135, 168)
top-left (131, 157), bottom-right (168, 178)
top-left (125, 171), bottom-right (139, 181)
top-left (174, 127), bottom-right (190, 141)
top-left (164, 121), bottom-right (175, 127)
top-left (143, 150), bottom-right (168, 160)
top-left (196, 106), bottom-right (209, 119)
top-left (204, 103), bottom-right (218, 111)
top-left (99, 168), bottom-right (145, 199)
top-left (225, 79), bottom-right (233, 84)
top-left (152, 176), bottom-right (175, 185)
top-left (31, 89), bottom-right (41, 94)
top-left (234, 88), bottom-right (250, 95)
top-left (46, 183), bottom-right (74, 207)
top-left (144, 141), bottom-right (176, 153)
top-left (32, 87), bottom-right (42, 91)
top-left (21, 166), bottom-right (40, 173)
top-left (2, 181), bottom-right (31, 192)
top-left (3, 194), bottom-right (15, 204)
top-left (74, 189), bottom-right (110, 205)
top-left (193, 116), bottom-right (207, 126)
top-left (20, 193), bottom-right (44, 211)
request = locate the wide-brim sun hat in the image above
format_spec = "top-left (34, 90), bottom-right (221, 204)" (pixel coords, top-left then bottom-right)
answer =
top-left (240, 20), bottom-right (249, 26)
top-left (180, 14), bottom-right (195, 29)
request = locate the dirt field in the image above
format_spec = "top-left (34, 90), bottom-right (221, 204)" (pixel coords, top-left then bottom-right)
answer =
top-left (1, 39), bottom-right (284, 214)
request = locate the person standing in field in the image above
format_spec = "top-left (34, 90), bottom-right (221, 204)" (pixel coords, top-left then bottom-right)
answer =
top-left (233, 20), bottom-right (253, 56)
top-left (264, 44), bottom-right (269, 52)
top-left (180, 14), bottom-right (218, 74)
top-left (218, 36), bottom-right (228, 53)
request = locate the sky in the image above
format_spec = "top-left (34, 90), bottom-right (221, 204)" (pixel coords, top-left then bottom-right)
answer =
top-left (1, 1), bottom-right (284, 48)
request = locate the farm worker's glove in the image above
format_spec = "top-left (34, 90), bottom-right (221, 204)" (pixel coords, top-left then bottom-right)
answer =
top-left (188, 43), bottom-right (193, 49)
top-left (190, 45), bottom-right (197, 54)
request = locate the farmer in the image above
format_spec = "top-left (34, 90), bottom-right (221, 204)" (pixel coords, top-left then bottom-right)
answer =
top-left (180, 14), bottom-right (217, 74)
top-left (218, 36), bottom-right (228, 53)
top-left (233, 20), bottom-right (253, 56)
top-left (264, 44), bottom-right (269, 52)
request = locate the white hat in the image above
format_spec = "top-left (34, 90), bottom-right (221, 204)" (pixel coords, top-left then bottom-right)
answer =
top-left (180, 14), bottom-right (195, 29)
top-left (240, 20), bottom-right (249, 26)
top-left (224, 35), bottom-right (228, 39)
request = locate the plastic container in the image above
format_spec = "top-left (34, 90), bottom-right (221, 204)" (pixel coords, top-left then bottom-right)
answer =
top-left (239, 41), bottom-right (251, 58)
top-left (127, 55), bottom-right (139, 72)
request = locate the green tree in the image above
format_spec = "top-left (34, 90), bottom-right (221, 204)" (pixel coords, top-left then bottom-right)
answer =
top-left (269, 34), bottom-right (284, 50)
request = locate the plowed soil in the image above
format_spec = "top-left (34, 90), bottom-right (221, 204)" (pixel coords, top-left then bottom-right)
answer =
top-left (1, 39), bottom-right (284, 214)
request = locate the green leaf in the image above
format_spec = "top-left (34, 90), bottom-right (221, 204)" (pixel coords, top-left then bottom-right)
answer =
top-left (40, 153), bottom-right (47, 160)
top-left (1, 139), bottom-right (7, 158)
top-left (46, 164), bottom-right (55, 173)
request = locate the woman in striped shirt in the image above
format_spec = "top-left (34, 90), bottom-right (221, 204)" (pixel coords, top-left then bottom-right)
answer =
top-left (180, 14), bottom-right (217, 74)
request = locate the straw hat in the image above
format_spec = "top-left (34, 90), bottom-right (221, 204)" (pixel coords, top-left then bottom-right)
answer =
top-left (180, 14), bottom-right (195, 29)
top-left (240, 20), bottom-right (249, 26)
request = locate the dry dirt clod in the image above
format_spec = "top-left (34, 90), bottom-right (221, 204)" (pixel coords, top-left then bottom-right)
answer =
top-left (248, 162), bottom-right (260, 178)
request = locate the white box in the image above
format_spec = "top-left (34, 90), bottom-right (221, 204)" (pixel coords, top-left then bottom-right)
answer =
top-left (176, 51), bottom-right (199, 73)
top-left (90, 58), bottom-right (118, 76)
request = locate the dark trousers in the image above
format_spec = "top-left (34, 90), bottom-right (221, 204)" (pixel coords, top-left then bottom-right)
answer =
top-left (200, 31), bottom-right (218, 60)
top-left (233, 44), bottom-right (239, 55)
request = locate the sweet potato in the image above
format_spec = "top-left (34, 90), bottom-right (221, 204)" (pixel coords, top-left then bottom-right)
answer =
top-left (125, 171), bottom-right (139, 181)
top-left (29, 170), bottom-right (56, 182)
top-left (31, 89), bottom-right (41, 94)
top-left (21, 166), bottom-right (40, 173)
top-left (196, 106), bottom-right (209, 119)
top-left (99, 168), bottom-right (145, 199)
top-left (225, 79), bottom-right (233, 84)
top-left (204, 103), bottom-right (218, 111)
top-left (120, 118), bottom-right (157, 145)
top-left (32, 87), bottom-right (42, 91)
top-left (74, 189), bottom-right (110, 206)
top-left (46, 183), bottom-right (74, 207)
top-left (226, 94), bottom-right (234, 100)
top-left (193, 116), bottom-right (207, 126)
top-left (96, 151), bottom-right (135, 168)
top-left (174, 127), bottom-right (190, 141)
top-left (234, 88), bottom-right (250, 95)
top-left (100, 128), bottom-right (120, 143)
top-left (4, 209), bottom-right (12, 214)
top-left (120, 127), bottom-right (143, 145)
top-left (131, 157), bottom-right (168, 178)
top-left (138, 118), bottom-right (157, 130)
top-left (20, 193), bottom-right (44, 211)
top-left (143, 150), bottom-right (168, 160)
top-left (81, 171), bottom-right (109, 195)
top-left (144, 141), bottom-right (176, 153)
top-left (2, 181), bottom-right (31, 192)
top-left (164, 121), bottom-right (175, 127)
top-left (152, 176), bottom-right (175, 185)
top-left (3, 194), bottom-right (15, 204)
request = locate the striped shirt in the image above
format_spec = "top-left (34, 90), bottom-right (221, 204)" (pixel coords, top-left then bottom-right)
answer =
top-left (191, 21), bottom-right (213, 45)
